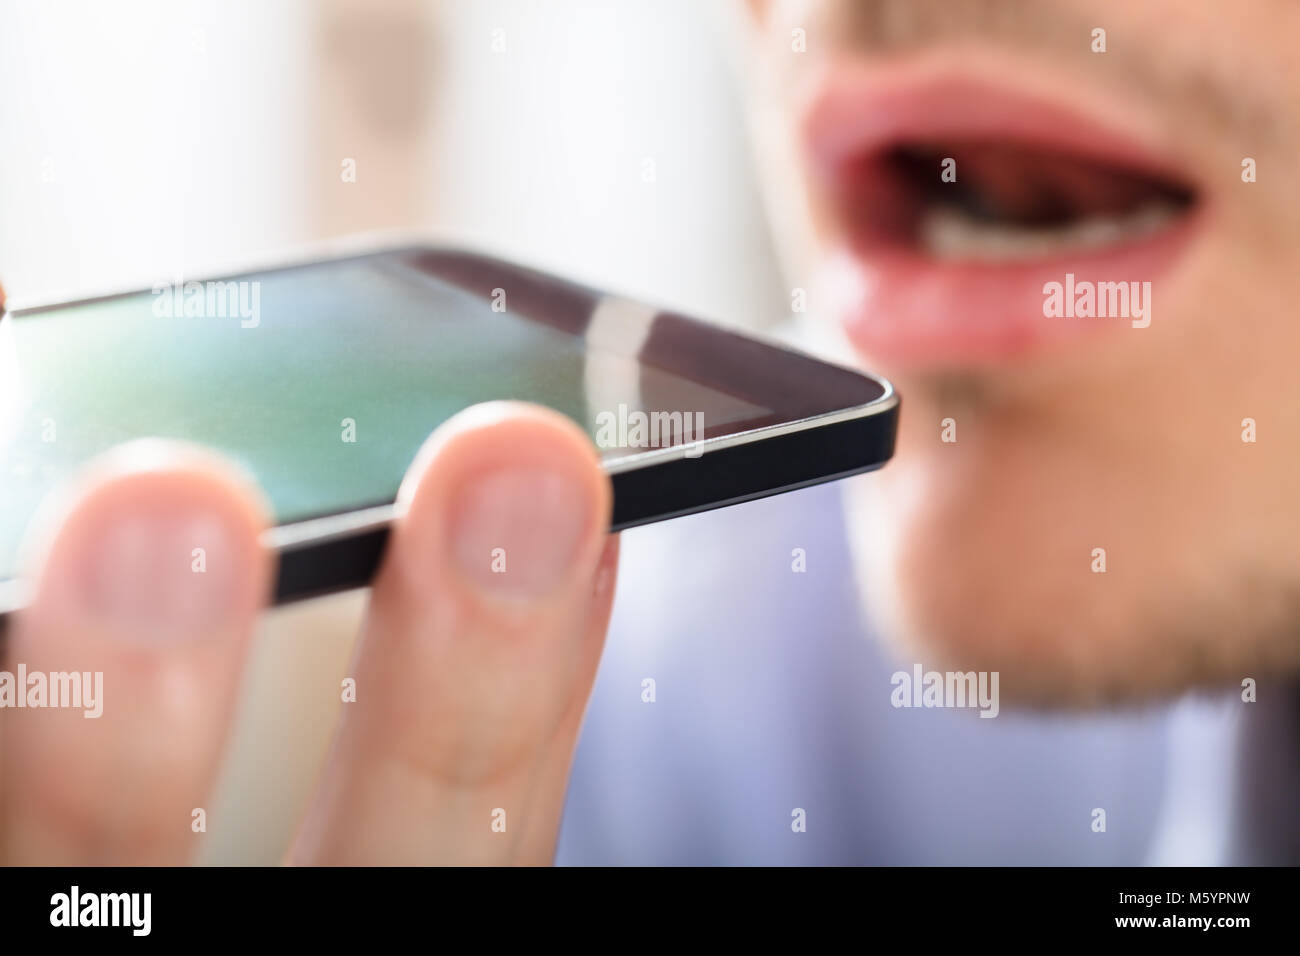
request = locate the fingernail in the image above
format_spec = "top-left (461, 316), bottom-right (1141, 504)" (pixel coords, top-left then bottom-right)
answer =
top-left (449, 467), bottom-right (592, 599)
top-left (62, 500), bottom-right (256, 638)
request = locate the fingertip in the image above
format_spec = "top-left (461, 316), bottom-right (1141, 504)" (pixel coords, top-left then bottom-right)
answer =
top-left (391, 402), bottom-right (611, 604)
top-left (396, 401), bottom-right (608, 513)
top-left (4, 440), bottom-right (273, 864)
top-left (19, 439), bottom-right (272, 639)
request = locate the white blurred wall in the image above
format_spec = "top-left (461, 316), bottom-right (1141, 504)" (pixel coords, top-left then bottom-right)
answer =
top-left (0, 0), bottom-right (319, 300)
top-left (422, 0), bottom-right (784, 324)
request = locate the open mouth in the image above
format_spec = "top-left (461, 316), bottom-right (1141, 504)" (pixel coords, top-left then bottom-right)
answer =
top-left (802, 69), bottom-right (1206, 367)
top-left (857, 141), bottom-right (1196, 263)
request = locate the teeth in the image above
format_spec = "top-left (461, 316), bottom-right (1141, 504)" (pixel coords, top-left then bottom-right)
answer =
top-left (918, 200), bottom-right (1182, 262)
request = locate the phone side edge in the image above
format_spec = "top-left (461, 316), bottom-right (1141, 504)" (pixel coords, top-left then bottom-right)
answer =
top-left (265, 394), bottom-right (898, 605)
top-left (0, 393), bottom-right (899, 617)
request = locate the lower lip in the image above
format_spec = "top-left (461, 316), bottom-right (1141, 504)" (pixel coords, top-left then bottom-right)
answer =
top-left (823, 214), bottom-right (1201, 369)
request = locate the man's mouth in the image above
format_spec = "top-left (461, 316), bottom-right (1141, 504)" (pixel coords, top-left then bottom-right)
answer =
top-left (873, 141), bottom-right (1194, 261)
top-left (802, 68), bottom-right (1205, 367)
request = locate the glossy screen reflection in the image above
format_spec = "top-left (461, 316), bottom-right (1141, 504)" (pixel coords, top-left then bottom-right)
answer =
top-left (0, 257), bottom-right (772, 582)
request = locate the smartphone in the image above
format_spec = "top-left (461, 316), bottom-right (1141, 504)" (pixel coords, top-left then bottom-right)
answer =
top-left (0, 245), bottom-right (897, 616)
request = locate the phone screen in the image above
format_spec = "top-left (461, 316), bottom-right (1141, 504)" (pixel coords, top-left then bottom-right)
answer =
top-left (0, 253), bottom-right (778, 582)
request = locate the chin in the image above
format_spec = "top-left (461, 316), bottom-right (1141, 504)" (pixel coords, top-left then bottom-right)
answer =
top-left (841, 429), bottom-right (1300, 711)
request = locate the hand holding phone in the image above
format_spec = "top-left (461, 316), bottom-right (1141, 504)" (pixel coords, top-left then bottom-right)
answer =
top-left (0, 245), bottom-right (897, 615)
top-left (2, 385), bottom-right (619, 865)
top-left (0, 249), bottom-right (897, 864)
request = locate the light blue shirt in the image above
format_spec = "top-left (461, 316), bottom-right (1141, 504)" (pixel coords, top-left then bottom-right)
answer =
top-left (557, 478), bottom-right (1285, 865)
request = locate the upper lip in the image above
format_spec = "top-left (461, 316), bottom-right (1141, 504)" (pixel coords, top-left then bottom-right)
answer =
top-left (801, 65), bottom-right (1194, 191)
top-left (798, 59), bottom-right (1207, 367)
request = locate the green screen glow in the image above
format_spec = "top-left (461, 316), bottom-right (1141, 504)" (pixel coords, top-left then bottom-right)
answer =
top-left (0, 257), bottom-right (770, 582)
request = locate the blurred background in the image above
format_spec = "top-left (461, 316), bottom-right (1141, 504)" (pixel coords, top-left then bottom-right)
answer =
top-left (0, 0), bottom-right (790, 863)
top-left (6, 0), bottom-right (1228, 868)
top-left (0, 0), bottom-right (785, 322)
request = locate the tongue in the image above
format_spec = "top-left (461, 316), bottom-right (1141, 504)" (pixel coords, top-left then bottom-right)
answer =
top-left (895, 142), bottom-right (1191, 227)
